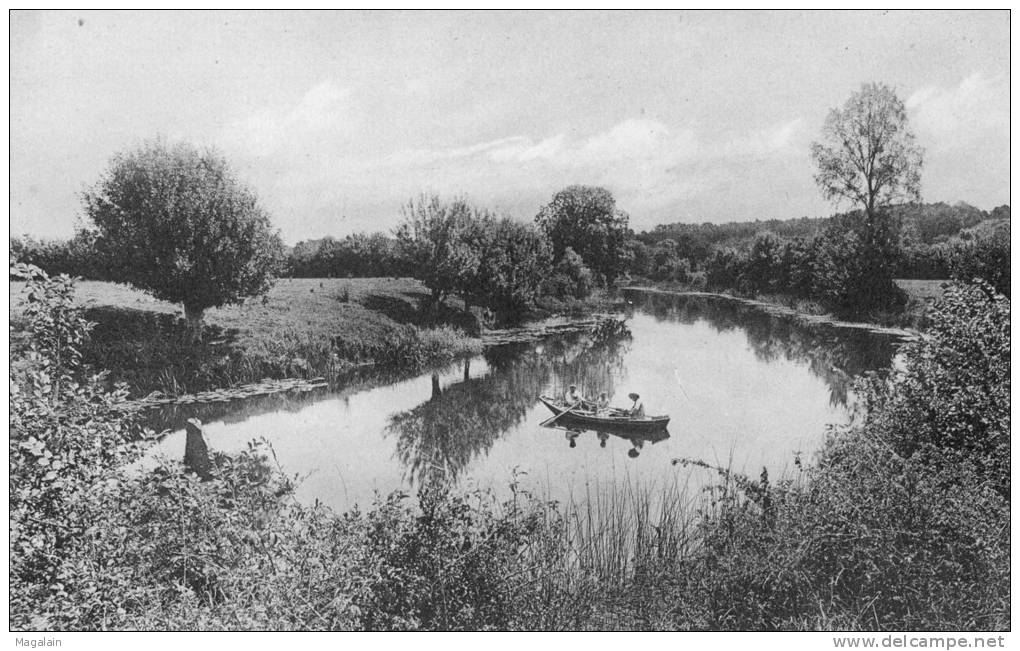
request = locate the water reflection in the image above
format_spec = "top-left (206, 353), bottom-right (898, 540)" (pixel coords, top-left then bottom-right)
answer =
top-left (141, 361), bottom-right (449, 434)
top-left (139, 292), bottom-right (905, 511)
top-left (551, 424), bottom-right (670, 457)
top-left (385, 325), bottom-right (632, 490)
top-left (625, 290), bottom-right (903, 407)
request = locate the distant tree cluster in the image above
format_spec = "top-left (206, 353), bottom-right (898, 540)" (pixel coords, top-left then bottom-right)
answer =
top-left (390, 185), bottom-right (631, 319)
top-left (700, 213), bottom-right (907, 316)
top-left (286, 232), bottom-right (403, 278)
top-left (637, 217), bottom-right (828, 261)
top-left (622, 83), bottom-right (1009, 308)
top-left (8, 232), bottom-right (106, 280)
top-left (394, 194), bottom-right (553, 317)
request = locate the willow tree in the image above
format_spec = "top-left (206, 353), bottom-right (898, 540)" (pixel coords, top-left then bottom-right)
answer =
top-left (82, 141), bottom-right (284, 341)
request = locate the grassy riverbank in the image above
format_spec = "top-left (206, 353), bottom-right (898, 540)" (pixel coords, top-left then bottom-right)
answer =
top-left (626, 277), bottom-right (946, 332)
top-left (10, 277), bottom-right (484, 396)
top-left (9, 277), bottom-right (624, 397)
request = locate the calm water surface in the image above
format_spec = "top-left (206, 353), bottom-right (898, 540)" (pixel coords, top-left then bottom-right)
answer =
top-left (141, 291), bottom-right (905, 511)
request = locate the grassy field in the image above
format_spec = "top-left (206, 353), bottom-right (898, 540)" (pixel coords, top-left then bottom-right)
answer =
top-left (894, 278), bottom-right (949, 329)
top-left (895, 278), bottom-right (949, 303)
top-left (10, 277), bottom-right (483, 396)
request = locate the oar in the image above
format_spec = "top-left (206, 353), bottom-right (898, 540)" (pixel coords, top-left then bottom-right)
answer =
top-left (540, 401), bottom-right (582, 428)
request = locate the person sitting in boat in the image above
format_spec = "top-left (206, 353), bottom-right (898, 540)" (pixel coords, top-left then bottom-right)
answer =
top-left (565, 384), bottom-right (586, 407)
top-left (595, 392), bottom-right (610, 414)
top-left (627, 392), bottom-right (646, 418)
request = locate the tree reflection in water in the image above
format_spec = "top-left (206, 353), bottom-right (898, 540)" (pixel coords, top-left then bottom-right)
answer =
top-left (627, 290), bottom-right (904, 407)
top-left (386, 322), bottom-right (632, 490)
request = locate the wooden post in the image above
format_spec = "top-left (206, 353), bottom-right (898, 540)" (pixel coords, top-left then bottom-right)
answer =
top-left (184, 418), bottom-right (213, 481)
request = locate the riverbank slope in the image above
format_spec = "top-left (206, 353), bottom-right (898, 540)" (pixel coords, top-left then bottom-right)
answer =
top-left (625, 278), bottom-right (946, 337)
top-left (9, 277), bottom-right (621, 397)
top-left (10, 277), bottom-right (483, 396)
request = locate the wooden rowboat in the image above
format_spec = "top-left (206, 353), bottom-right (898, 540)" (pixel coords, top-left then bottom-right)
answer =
top-left (538, 396), bottom-right (670, 434)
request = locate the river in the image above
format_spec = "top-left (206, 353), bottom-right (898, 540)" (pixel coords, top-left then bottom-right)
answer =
top-left (139, 289), bottom-right (907, 511)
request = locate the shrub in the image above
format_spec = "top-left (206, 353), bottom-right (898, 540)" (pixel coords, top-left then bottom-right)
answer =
top-left (9, 266), bottom-right (566, 631)
top-left (10, 265), bottom-right (146, 629)
top-left (704, 247), bottom-right (743, 290)
top-left (467, 217), bottom-right (552, 316)
top-left (947, 234), bottom-right (1010, 297)
top-left (812, 212), bottom-right (906, 316)
top-left (654, 279), bottom-right (1010, 630)
top-left (858, 280), bottom-right (1010, 496)
top-left (541, 247), bottom-right (595, 299)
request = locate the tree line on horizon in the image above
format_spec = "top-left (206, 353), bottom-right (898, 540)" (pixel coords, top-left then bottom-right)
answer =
top-left (9, 82), bottom-right (1012, 333)
top-left (12, 193), bottom-right (1009, 315)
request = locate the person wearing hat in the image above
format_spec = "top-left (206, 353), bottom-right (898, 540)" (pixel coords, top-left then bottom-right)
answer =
top-left (627, 393), bottom-right (645, 418)
top-left (565, 384), bottom-right (586, 407)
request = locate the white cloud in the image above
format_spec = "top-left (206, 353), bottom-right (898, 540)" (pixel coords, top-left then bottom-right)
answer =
top-left (575, 118), bottom-right (682, 164)
top-left (219, 80), bottom-right (354, 158)
top-left (904, 72), bottom-right (1009, 207)
top-left (906, 72), bottom-right (1008, 146)
top-left (488, 134), bottom-right (565, 163)
top-left (216, 90), bottom-right (814, 240)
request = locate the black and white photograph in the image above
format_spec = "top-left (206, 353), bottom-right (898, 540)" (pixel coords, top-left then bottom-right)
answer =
top-left (8, 9), bottom-right (1011, 639)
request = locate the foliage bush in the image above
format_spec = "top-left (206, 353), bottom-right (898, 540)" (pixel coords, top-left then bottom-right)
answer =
top-left (655, 280), bottom-right (1010, 630)
top-left (9, 266), bottom-right (573, 631)
top-left (287, 232), bottom-right (403, 279)
top-left (9, 233), bottom-right (108, 280)
top-left (541, 247), bottom-right (595, 300)
top-left (811, 211), bottom-right (906, 315)
top-left (10, 264), bottom-right (149, 629)
top-left (704, 247), bottom-right (742, 291)
top-left (467, 217), bottom-right (552, 317)
top-left (947, 234), bottom-right (1010, 297)
top-left (647, 239), bottom-right (693, 283)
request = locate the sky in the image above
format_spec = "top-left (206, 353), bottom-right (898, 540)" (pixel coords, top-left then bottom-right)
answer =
top-left (9, 10), bottom-right (1011, 244)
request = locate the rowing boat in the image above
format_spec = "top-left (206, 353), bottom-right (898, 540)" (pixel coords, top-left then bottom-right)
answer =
top-left (538, 396), bottom-right (670, 434)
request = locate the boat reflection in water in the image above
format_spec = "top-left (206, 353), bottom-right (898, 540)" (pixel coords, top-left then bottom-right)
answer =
top-left (548, 422), bottom-right (670, 458)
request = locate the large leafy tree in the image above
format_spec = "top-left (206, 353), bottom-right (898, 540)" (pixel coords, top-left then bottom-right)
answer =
top-left (811, 82), bottom-right (923, 221)
top-left (467, 217), bottom-right (552, 318)
top-left (395, 194), bottom-right (481, 308)
top-left (810, 83), bottom-right (922, 314)
top-left (82, 141), bottom-right (284, 341)
top-left (535, 185), bottom-right (630, 285)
